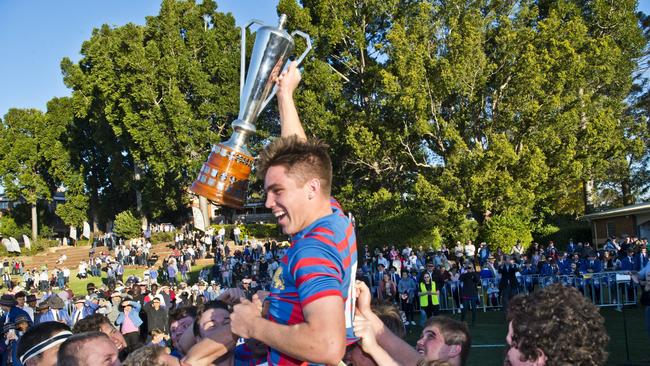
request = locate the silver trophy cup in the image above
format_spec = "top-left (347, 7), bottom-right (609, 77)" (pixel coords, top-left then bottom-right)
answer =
top-left (190, 15), bottom-right (311, 209)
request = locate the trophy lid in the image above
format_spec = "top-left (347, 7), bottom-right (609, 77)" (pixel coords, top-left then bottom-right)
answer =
top-left (255, 14), bottom-right (292, 43)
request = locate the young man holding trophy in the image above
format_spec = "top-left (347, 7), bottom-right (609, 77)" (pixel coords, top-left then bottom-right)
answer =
top-left (230, 61), bottom-right (358, 366)
top-left (187, 15), bottom-right (356, 365)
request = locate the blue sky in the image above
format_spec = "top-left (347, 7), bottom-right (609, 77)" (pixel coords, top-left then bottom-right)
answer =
top-left (0, 0), bottom-right (280, 118)
top-left (1, 0), bottom-right (650, 119)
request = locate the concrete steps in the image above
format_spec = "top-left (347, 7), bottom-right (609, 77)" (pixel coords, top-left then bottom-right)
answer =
top-left (10, 240), bottom-right (245, 272)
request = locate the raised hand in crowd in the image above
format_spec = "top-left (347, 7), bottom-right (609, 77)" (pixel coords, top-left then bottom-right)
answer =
top-left (354, 280), bottom-right (421, 366)
top-left (353, 313), bottom-right (400, 366)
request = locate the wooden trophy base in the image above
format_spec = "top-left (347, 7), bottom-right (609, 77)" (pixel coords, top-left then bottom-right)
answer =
top-left (190, 144), bottom-right (254, 209)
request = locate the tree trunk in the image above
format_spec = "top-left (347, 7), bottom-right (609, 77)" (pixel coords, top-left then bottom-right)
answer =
top-left (92, 211), bottom-right (99, 233)
top-left (31, 203), bottom-right (38, 241)
top-left (199, 196), bottom-right (211, 231)
top-left (134, 164), bottom-right (148, 232)
top-left (621, 178), bottom-right (634, 206)
top-left (583, 179), bottom-right (595, 214)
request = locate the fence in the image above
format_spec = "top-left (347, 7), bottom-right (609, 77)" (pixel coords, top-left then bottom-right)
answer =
top-left (436, 271), bottom-right (639, 313)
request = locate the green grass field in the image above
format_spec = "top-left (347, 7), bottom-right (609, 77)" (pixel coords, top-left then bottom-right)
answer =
top-left (403, 307), bottom-right (650, 366)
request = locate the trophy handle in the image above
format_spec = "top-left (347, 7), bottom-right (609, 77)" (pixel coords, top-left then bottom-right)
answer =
top-left (240, 19), bottom-right (266, 101)
top-left (260, 30), bottom-right (313, 111)
top-left (290, 30), bottom-right (313, 66)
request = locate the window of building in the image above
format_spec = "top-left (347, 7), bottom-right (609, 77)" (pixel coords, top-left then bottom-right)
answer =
top-left (606, 222), bottom-right (616, 238)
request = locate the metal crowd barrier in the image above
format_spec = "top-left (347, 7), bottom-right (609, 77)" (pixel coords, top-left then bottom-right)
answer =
top-left (436, 271), bottom-right (639, 313)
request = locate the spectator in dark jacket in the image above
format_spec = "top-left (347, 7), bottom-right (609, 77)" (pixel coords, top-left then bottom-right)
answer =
top-left (459, 265), bottom-right (481, 325)
top-left (498, 256), bottom-right (519, 312)
top-left (143, 295), bottom-right (169, 338)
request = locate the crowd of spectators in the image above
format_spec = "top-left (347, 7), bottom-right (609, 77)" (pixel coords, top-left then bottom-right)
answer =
top-left (0, 231), bottom-right (646, 365)
top-left (357, 236), bottom-right (649, 318)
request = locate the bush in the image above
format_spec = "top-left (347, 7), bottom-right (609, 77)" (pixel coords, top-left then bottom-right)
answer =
top-left (209, 223), bottom-right (281, 241)
top-left (246, 224), bottom-right (280, 238)
top-left (430, 227), bottom-right (443, 250)
top-left (151, 231), bottom-right (174, 244)
top-left (25, 239), bottom-right (60, 255)
top-left (113, 210), bottom-right (142, 239)
top-left (39, 226), bottom-right (55, 239)
top-left (455, 218), bottom-right (479, 244)
top-left (0, 216), bottom-right (29, 239)
top-left (359, 210), bottom-right (441, 250)
top-left (483, 209), bottom-right (534, 253)
top-left (0, 237), bottom-right (60, 257)
top-left (534, 215), bottom-right (591, 249)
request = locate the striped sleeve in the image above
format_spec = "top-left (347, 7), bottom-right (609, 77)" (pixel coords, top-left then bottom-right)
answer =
top-left (289, 240), bottom-right (344, 307)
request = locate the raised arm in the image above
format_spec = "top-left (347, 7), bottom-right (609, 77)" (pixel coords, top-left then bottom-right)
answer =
top-left (355, 281), bottom-right (421, 366)
top-left (276, 61), bottom-right (307, 139)
top-left (353, 313), bottom-right (401, 366)
top-left (182, 324), bottom-right (238, 366)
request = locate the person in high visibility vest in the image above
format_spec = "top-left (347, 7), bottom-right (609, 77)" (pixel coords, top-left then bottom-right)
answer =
top-left (418, 272), bottom-right (440, 320)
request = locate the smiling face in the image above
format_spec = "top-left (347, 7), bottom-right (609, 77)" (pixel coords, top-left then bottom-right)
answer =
top-left (264, 165), bottom-right (312, 235)
top-left (416, 325), bottom-right (456, 362)
top-left (99, 323), bottom-right (127, 352)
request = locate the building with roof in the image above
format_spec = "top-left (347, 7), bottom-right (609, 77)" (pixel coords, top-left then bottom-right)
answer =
top-left (579, 202), bottom-right (650, 247)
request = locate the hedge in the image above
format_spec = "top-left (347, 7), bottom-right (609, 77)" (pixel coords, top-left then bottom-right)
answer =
top-left (210, 223), bottom-right (280, 241)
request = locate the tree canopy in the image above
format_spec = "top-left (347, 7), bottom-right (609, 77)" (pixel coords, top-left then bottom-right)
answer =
top-left (274, 0), bottom-right (647, 249)
top-left (0, 0), bottom-right (648, 251)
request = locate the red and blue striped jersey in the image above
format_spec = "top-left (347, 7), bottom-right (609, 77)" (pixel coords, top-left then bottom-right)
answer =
top-left (235, 343), bottom-right (268, 366)
top-left (266, 198), bottom-right (358, 366)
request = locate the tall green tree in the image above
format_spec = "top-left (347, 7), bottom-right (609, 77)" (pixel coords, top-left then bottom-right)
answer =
top-left (277, 0), bottom-right (646, 250)
top-left (0, 109), bottom-right (54, 240)
top-left (45, 97), bottom-right (89, 228)
top-left (61, 0), bottom-right (241, 226)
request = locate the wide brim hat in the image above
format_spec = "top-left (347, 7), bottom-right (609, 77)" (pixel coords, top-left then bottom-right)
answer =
top-left (14, 315), bottom-right (30, 325)
top-left (2, 322), bottom-right (15, 334)
top-left (0, 294), bottom-right (17, 307)
top-left (56, 291), bottom-right (69, 301)
top-left (47, 294), bottom-right (65, 310)
top-left (26, 294), bottom-right (37, 303)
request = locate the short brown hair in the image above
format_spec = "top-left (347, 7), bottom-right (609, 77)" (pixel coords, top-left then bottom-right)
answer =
top-left (58, 331), bottom-right (110, 366)
top-left (123, 345), bottom-right (167, 366)
top-left (257, 135), bottom-right (332, 196)
top-left (424, 316), bottom-right (471, 365)
top-left (372, 304), bottom-right (405, 338)
top-left (73, 314), bottom-right (112, 334)
top-left (507, 284), bottom-right (608, 365)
